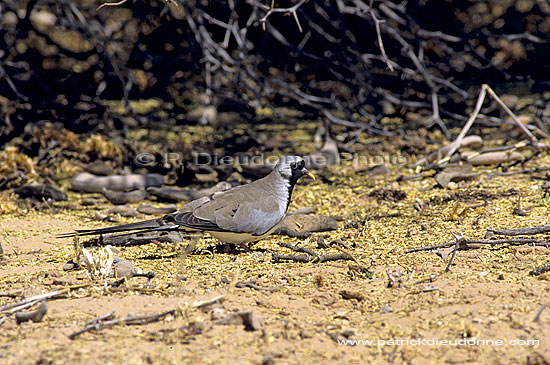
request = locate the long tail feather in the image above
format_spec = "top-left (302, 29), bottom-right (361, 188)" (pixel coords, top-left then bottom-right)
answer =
top-left (57, 218), bottom-right (167, 238)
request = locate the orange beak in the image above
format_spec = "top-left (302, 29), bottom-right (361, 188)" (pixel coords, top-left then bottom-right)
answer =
top-left (304, 169), bottom-right (315, 180)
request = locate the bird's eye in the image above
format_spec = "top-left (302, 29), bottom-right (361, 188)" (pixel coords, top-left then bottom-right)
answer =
top-left (290, 163), bottom-right (296, 169)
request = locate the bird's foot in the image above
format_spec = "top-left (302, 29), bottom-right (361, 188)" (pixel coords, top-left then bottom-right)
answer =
top-left (238, 242), bottom-right (253, 252)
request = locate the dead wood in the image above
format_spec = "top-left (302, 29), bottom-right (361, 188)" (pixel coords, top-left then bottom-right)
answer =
top-left (529, 264), bottom-right (550, 277)
top-left (407, 237), bottom-right (549, 253)
top-left (68, 310), bottom-right (177, 339)
top-left (273, 241), bottom-right (354, 264)
top-left (487, 225), bottom-right (550, 237)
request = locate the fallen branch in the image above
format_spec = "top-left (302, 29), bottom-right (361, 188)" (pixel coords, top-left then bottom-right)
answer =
top-left (0, 284), bottom-right (89, 316)
top-left (69, 310), bottom-right (176, 339)
top-left (191, 295), bottom-right (226, 308)
top-left (533, 304), bottom-right (546, 323)
top-left (365, 213), bottom-right (402, 220)
top-left (277, 242), bottom-right (319, 257)
top-left (235, 280), bottom-right (280, 292)
top-left (444, 233), bottom-right (462, 272)
top-left (487, 225), bottom-right (550, 237)
top-left (415, 84), bottom-right (549, 170)
top-left (1, 290), bottom-right (56, 315)
top-left (407, 237), bottom-right (549, 253)
top-left (485, 166), bottom-right (550, 178)
top-left (273, 253), bottom-right (353, 263)
top-left (529, 263), bottom-right (550, 277)
top-left (332, 243), bottom-right (362, 267)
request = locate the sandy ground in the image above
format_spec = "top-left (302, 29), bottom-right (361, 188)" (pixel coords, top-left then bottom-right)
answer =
top-left (1, 162), bottom-right (550, 365)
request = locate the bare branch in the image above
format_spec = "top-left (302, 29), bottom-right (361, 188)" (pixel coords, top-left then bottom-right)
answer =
top-left (259, 0), bottom-right (307, 33)
top-left (368, 0), bottom-right (394, 71)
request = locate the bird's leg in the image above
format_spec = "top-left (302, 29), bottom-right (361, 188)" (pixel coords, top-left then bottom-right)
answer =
top-left (182, 235), bottom-right (201, 257)
top-left (237, 242), bottom-right (253, 252)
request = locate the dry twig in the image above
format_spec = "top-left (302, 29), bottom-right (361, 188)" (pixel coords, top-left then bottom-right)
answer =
top-left (444, 233), bottom-right (463, 272)
top-left (434, 84), bottom-right (549, 167)
top-left (69, 310), bottom-right (176, 339)
top-left (533, 304), bottom-right (546, 322)
top-left (487, 225), bottom-right (550, 237)
top-left (258, 0), bottom-right (307, 33)
top-left (407, 237), bottom-right (549, 253)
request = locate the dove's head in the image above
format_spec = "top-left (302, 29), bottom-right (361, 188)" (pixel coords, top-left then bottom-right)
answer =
top-left (274, 156), bottom-right (315, 182)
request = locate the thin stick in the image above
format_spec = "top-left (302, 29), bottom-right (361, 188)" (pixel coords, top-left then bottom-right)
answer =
top-left (407, 237), bottom-right (549, 253)
top-left (277, 242), bottom-right (319, 258)
top-left (332, 244), bottom-right (361, 267)
top-left (444, 233), bottom-right (462, 272)
top-left (406, 241), bottom-right (461, 253)
top-left (69, 310), bottom-right (176, 339)
top-left (429, 91), bottom-right (451, 139)
top-left (487, 225), bottom-right (550, 237)
top-left (272, 253), bottom-right (352, 263)
top-left (437, 84), bottom-right (549, 166)
top-left (484, 86), bottom-right (543, 147)
top-left (437, 85), bottom-right (488, 164)
top-left (259, 0), bottom-right (307, 33)
top-left (529, 263), bottom-right (550, 276)
top-left (0, 284), bottom-right (89, 315)
top-left (533, 304), bottom-right (546, 322)
top-left (236, 281), bottom-right (280, 292)
top-left (97, 0), bottom-right (128, 10)
top-left (84, 312), bottom-right (116, 327)
top-left (368, 0), bottom-right (394, 71)
top-left (0, 290), bottom-right (61, 314)
top-left (413, 274), bottom-right (436, 285)
top-left (98, 0), bottom-right (178, 10)
top-left (192, 295), bottom-right (226, 308)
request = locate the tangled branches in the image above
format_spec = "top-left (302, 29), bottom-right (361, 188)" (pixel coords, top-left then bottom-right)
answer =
top-left (1, 0), bottom-right (549, 141)
top-left (177, 0), bottom-right (549, 136)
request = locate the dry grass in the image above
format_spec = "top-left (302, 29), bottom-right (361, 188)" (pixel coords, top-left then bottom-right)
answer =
top-left (1, 128), bottom-right (549, 364)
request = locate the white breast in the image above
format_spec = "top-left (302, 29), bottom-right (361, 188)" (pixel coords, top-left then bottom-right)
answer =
top-left (273, 177), bottom-right (291, 216)
top-left (209, 224), bottom-right (280, 243)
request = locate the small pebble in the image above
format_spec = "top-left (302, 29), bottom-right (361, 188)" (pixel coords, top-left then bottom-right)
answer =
top-left (211, 307), bottom-right (226, 321)
top-left (62, 261), bottom-right (76, 271)
top-left (342, 329), bottom-right (355, 338)
top-left (214, 311), bottom-right (262, 331)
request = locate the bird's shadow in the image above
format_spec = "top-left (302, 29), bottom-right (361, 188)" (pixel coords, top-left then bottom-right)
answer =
top-left (139, 253), bottom-right (180, 260)
top-left (203, 243), bottom-right (268, 255)
top-left (138, 243), bottom-right (268, 260)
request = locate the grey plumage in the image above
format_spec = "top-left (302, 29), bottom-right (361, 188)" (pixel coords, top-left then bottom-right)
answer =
top-left (58, 156), bottom-right (314, 244)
